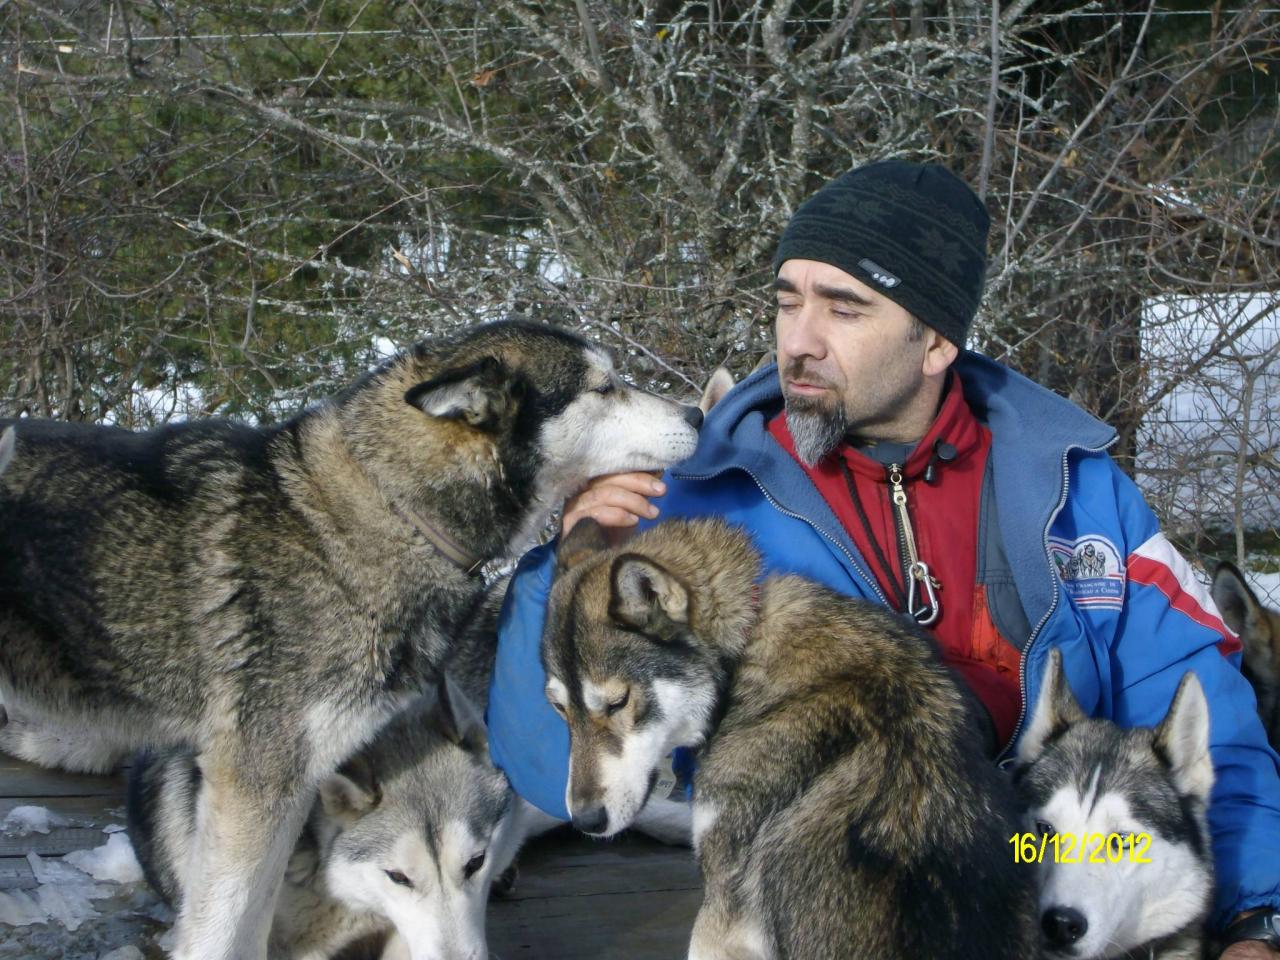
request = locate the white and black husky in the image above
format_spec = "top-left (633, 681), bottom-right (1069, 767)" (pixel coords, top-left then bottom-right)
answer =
top-left (1014, 650), bottom-right (1215, 960)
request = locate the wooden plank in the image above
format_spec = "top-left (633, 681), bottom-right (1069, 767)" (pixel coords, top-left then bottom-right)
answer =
top-left (0, 796), bottom-right (128, 825)
top-left (489, 887), bottom-right (700, 959)
top-left (503, 844), bottom-right (699, 900)
top-left (0, 759), bottom-right (124, 799)
top-left (0, 855), bottom-right (36, 891)
top-left (0, 825), bottom-right (117, 859)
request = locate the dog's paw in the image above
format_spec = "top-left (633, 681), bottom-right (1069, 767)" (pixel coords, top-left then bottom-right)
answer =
top-left (490, 862), bottom-right (519, 899)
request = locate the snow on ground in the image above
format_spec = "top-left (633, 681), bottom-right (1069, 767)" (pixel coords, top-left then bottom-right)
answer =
top-left (64, 834), bottom-right (144, 886)
top-left (0, 813), bottom-right (170, 960)
top-left (1, 806), bottom-right (66, 838)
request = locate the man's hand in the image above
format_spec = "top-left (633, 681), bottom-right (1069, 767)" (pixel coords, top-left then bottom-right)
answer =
top-left (561, 472), bottom-right (667, 541)
top-left (1220, 942), bottom-right (1278, 959)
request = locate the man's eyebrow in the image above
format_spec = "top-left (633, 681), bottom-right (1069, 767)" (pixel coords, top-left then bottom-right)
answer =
top-left (771, 277), bottom-right (875, 307)
top-left (814, 283), bottom-right (874, 307)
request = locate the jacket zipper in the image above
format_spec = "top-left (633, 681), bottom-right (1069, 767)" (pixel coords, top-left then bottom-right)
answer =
top-left (887, 464), bottom-right (940, 626)
top-left (672, 466), bottom-right (891, 608)
top-left (995, 440), bottom-right (1114, 766)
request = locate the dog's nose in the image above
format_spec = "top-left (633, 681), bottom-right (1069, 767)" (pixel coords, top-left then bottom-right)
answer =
top-left (680, 404), bottom-right (703, 430)
top-left (571, 806), bottom-right (609, 834)
top-left (1041, 906), bottom-right (1088, 946)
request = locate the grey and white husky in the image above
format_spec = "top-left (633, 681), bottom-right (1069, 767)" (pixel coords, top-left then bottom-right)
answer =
top-left (0, 320), bottom-right (702, 960)
top-left (1014, 649), bottom-right (1214, 960)
top-left (129, 682), bottom-right (532, 960)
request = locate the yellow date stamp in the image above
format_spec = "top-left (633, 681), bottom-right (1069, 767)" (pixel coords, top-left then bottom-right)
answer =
top-left (1010, 831), bottom-right (1152, 864)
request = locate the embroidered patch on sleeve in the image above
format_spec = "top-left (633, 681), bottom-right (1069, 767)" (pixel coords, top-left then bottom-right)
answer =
top-left (1049, 535), bottom-right (1126, 610)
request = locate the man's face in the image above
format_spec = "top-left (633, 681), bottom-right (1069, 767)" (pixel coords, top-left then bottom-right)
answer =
top-left (774, 259), bottom-right (948, 463)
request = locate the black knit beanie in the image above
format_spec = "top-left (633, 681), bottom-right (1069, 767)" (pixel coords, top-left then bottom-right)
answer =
top-left (771, 160), bottom-right (991, 347)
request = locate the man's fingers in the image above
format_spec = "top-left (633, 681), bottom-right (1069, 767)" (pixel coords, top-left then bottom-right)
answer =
top-left (572, 487), bottom-right (660, 521)
top-left (580, 472), bottom-right (667, 497)
top-left (562, 476), bottom-right (665, 536)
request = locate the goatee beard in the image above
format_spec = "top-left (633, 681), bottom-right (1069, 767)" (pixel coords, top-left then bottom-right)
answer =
top-left (786, 396), bottom-right (847, 467)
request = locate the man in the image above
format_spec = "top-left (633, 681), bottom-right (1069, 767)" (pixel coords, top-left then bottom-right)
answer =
top-left (485, 160), bottom-right (1280, 955)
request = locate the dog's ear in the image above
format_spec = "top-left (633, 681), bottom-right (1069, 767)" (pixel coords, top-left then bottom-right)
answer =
top-left (405, 355), bottom-right (525, 431)
top-left (319, 753), bottom-right (381, 819)
top-left (1211, 561), bottom-right (1261, 638)
top-left (609, 554), bottom-right (690, 636)
top-left (1015, 649), bottom-right (1085, 766)
top-left (557, 517), bottom-right (611, 573)
top-left (698, 367), bottom-right (735, 416)
top-left (1153, 671), bottom-right (1214, 803)
top-left (435, 673), bottom-right (488, 757)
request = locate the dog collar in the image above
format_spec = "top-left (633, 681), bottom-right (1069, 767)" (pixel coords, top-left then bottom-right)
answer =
top-left (389, 501), bottom-right (486, 577)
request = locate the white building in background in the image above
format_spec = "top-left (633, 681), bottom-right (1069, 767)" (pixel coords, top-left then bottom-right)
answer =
top-left (1135, 293), bottom-right (1279, 572)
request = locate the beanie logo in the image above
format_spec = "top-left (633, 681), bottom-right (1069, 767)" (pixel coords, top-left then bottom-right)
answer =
top-left (858, 258), bottom-right (900, 289)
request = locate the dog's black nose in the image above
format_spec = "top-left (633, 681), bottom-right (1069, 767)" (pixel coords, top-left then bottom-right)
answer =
top-left (681, 404), bottom-right (703, 429)
top-left (1042, 906), bottom-right (1088, 946)
top-left (571, 806), bottom-right (609, 835)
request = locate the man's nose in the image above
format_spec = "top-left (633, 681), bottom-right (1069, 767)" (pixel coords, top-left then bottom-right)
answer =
top-left (778, 305), bottom-right (826, 362)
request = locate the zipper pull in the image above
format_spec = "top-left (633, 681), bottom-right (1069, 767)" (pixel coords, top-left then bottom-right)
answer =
top-left (887, 463), bottom-right (941, 626)
top-left (907, 561), bottom-right (941, 626)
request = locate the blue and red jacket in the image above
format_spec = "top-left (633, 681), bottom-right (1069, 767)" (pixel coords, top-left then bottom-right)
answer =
top-left (487, 351), bottom-right (1280, 930)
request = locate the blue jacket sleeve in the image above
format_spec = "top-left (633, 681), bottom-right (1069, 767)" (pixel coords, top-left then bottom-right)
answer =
top-left (485, 541), bottom-right (571, 820)
top-left (1098, 461), bottom-right (1280, 930)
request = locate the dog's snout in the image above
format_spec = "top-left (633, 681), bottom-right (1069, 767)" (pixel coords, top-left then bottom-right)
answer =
top-left (1041, 906), bottom-right (1088, 947)
top-left (571, 806), bottom-right (609, 835)
top-left (680, 404), bottom-right (703, 430)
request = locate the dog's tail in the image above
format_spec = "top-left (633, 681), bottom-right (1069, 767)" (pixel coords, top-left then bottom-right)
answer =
top-left (0, 426), bottom-right (13, 477)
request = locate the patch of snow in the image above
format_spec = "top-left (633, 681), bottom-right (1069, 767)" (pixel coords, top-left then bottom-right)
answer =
top-left (64, 834), bottom-right (143, 885)
top-left (2, 806), bottom-right (64, 837)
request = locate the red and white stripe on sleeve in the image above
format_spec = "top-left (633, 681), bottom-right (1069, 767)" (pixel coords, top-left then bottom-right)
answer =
top-left (1127, 532), bottom-right (1241, 657)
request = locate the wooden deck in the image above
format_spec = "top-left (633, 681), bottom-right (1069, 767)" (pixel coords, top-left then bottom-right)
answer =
top-left (0, 753), bottom-right (702, 958)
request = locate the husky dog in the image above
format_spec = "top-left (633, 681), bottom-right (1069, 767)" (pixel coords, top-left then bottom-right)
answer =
top-left (1211, 562), bottom-right (1279, 748)
top-left (129, 683), bottom-right (529, 960)
top-left (129, 575), bottom-right (553, 960)
top-left (542, 516), bottom-right (1037, 960)
top-left (1014, 650), bottom-right (1214, 960)
top-left (0, 320), bottom-right (701, 960)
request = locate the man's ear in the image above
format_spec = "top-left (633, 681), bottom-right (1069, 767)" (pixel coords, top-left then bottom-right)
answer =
top-left (1016, 649), bottom-right (1085, 766)
top-left (557, 517), bottom-right (611, 573)
top-left (608, 554), bottom-right (690, 636)
top-left (319, 754), bottom-right (381, 819)
top-left (921, 326), bottom-right (959, 378)
top-left (405, 356), bottom-right (524, 430)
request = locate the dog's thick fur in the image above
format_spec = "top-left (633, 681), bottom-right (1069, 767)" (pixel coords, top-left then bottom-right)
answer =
top-left (1211, 561), bottom-right (1279, 748)
top-left (0, 320), bottom-right (700, 960)
top-left (1014, 650), bottom-right (1214, 960)
top-left (128, 576), bottom-right (532, 960)
top-left (543, 517), bottom-right (1037, 960)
